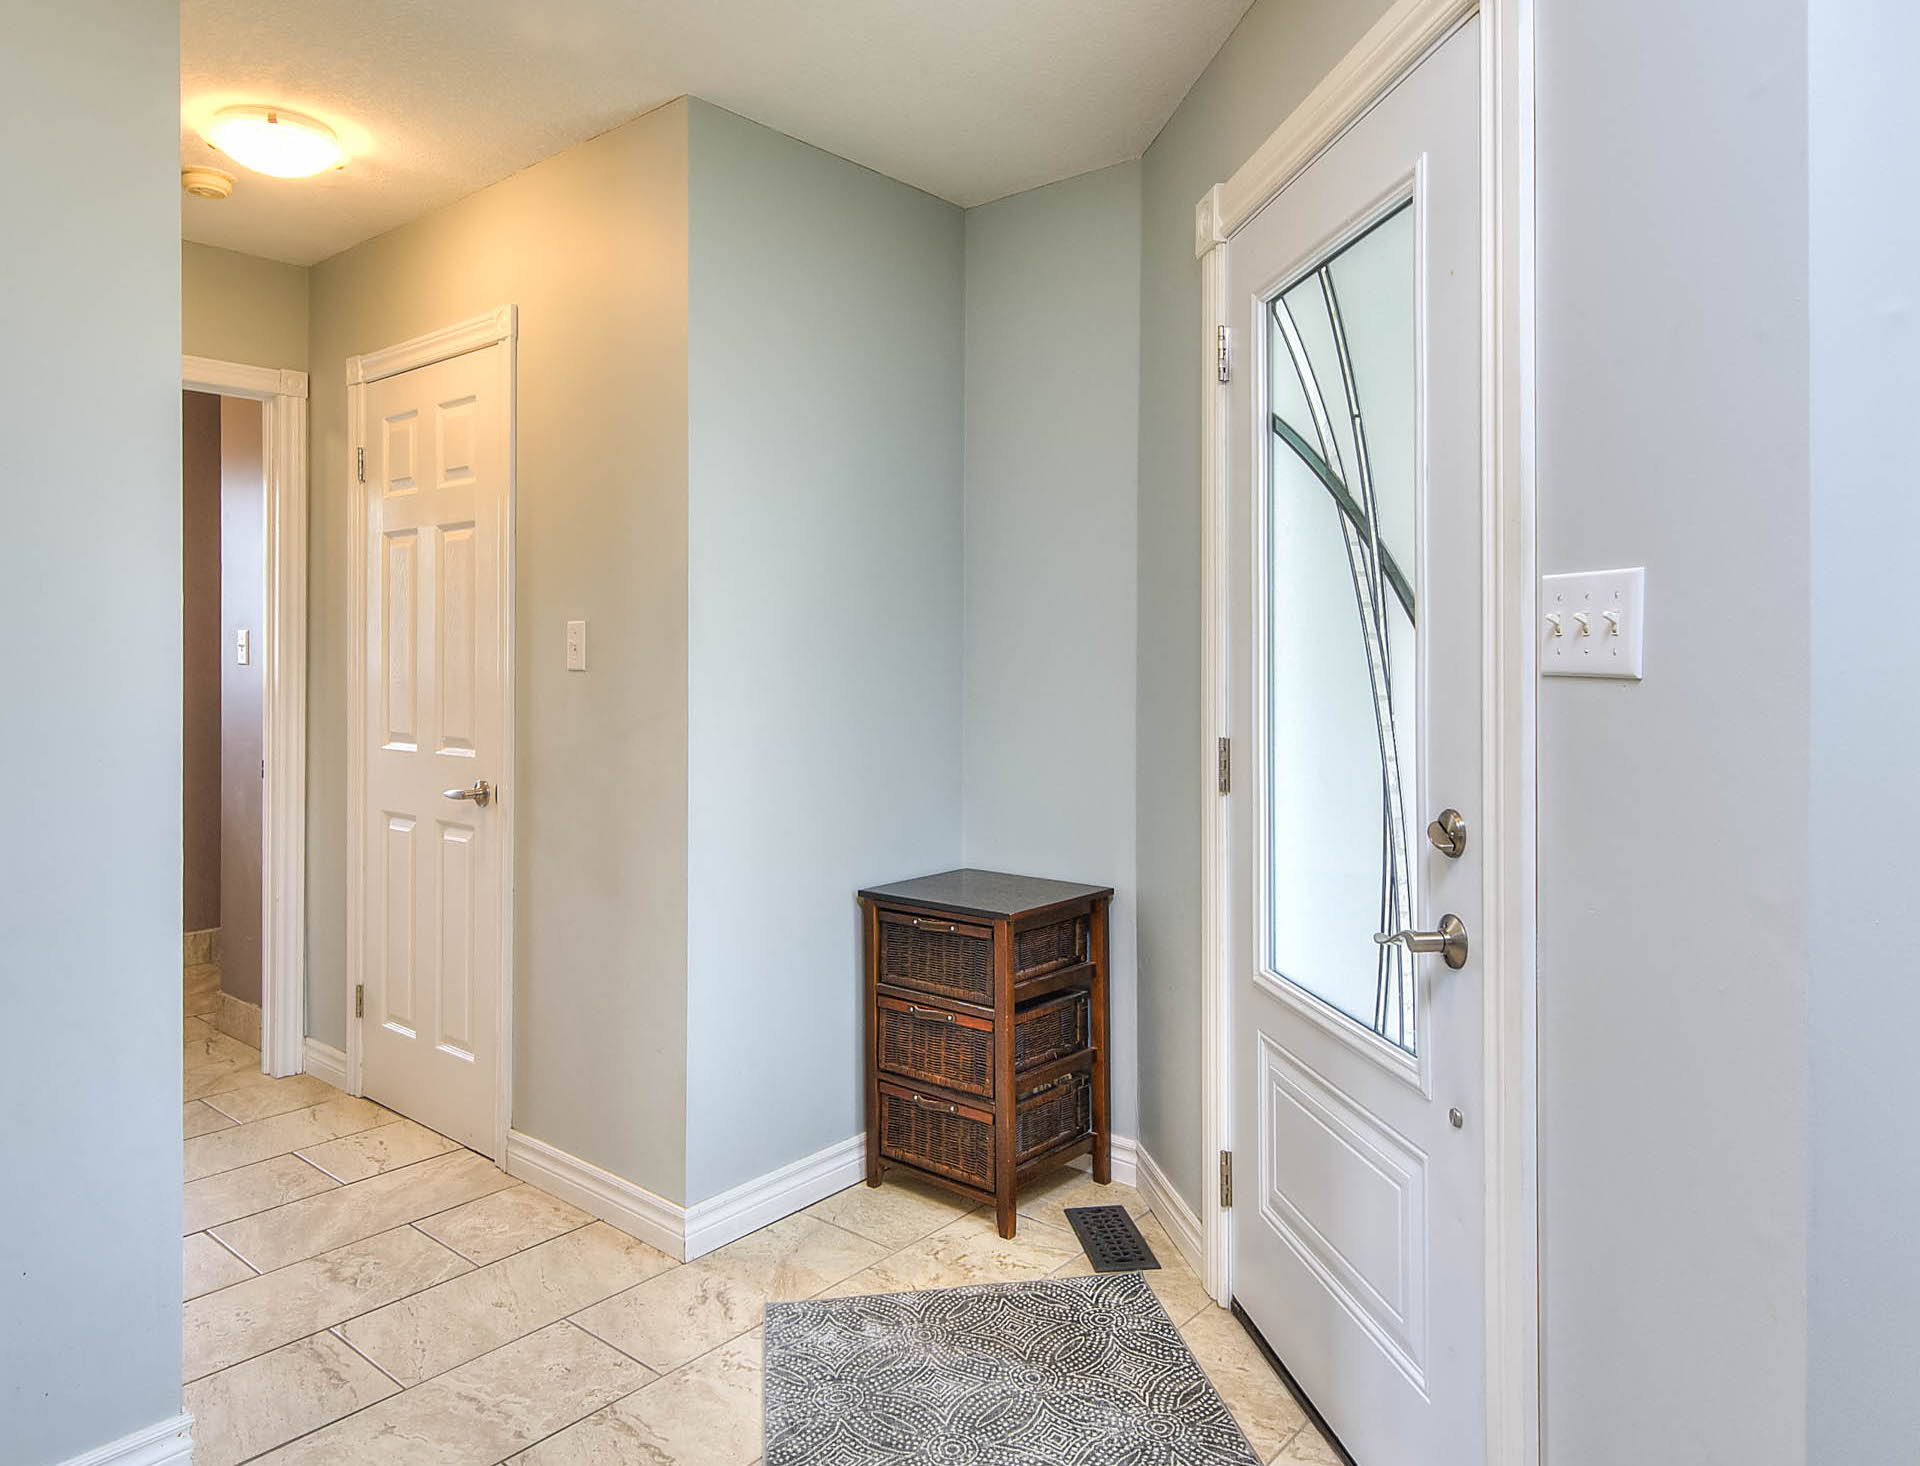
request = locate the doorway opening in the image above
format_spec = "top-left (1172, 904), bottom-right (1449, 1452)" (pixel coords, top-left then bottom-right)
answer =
top-left (181, 356), bottom-right (310, 1079)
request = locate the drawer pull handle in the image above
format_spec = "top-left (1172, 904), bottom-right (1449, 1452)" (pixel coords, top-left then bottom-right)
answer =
top-left (908, 1093), bottom-right (958, 1114)
top-left (911, 917), bottom-right (959, 933)
top-left (906, 1004), bottom-right (956, 1024)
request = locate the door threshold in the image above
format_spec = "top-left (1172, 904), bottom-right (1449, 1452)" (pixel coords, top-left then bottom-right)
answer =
top-left (1230, 1300), bottom-right (1359, 1466)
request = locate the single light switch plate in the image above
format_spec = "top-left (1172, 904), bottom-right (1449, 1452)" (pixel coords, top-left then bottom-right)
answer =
top-left (235, 627), bottom-right (250, 665)
top-left (1541, 568), bottom-right (1645, 679)
top-left (565, 619), bottom-right (587, 672)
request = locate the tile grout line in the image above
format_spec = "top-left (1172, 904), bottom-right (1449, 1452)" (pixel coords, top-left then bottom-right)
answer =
top-left (183, 1153), bottom-right (342, 1239)
top-left (203, 1228), bottom-right (260, 1274)
top-left (183, 1223), bottom-right (478, 1383)
top-left (194, 1131), bottom-right (459, 1198)
top-left (426, 1214), bottom-right (594, 1269)
top-left (328, 1323), bottom-right (409, 1390)
top-left (186, 1112), bottom-right (401, 1183)
top-left (202, 1151), bottom-right (514, 1273)
top-left (292, 1117), bottom-right (449, 1185)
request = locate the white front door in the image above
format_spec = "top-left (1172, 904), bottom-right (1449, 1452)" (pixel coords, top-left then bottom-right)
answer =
top-left (1226, 20), bottom-right (1484, 1464)
top-left (356, 343), bottom-right (509, 1155)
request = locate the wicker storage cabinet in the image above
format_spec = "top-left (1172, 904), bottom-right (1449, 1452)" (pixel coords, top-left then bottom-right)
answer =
top-left (859, 868), bottom-right (1114, 1238)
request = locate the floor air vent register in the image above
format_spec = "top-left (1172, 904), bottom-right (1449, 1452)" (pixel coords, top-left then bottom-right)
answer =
top-left (1064, 1203), bottom-right (1161, 1272)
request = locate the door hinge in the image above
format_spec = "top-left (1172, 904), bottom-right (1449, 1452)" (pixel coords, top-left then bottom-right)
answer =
top-left (1216, 324), bottom-right (1231, 383)
top-left (356, 446), bottom-right (366, 483)
top-left (1217, 736), bottom-right (1231, 795)
top-left (260, 758), bottom-right (266, 779)
top-left (1220, 1150), bottom-right (1234, 1209)
top-left (354, 984), bottom-right (365, 1019)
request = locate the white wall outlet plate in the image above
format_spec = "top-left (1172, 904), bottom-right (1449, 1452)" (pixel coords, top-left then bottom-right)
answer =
top-left (1541, 567), bottom-right (1645, 679)
top-left (565, 619), bottom-right (587, 671)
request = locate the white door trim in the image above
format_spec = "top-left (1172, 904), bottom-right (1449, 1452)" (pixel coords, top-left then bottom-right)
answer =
top-left (181, 354), bottom-right (310, 1081)
top-left (1193, 1), bottom-right (1538, 1463)
top-left (343, 307), bottom-right (518, 1165)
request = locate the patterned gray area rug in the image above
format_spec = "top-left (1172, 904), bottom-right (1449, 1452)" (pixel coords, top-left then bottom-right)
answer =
top-left (763, 1272), bottom-right (1262, 1466)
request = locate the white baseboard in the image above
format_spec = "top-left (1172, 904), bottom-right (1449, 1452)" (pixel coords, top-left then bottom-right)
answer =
top-left (1067, 1132), bottom-right (1139, 1189)
top-left (302, 1038), bottom-right (349, 1091)
top-left (1136, 1143), bottom-right (1206, 1278)
top-left (506, 1130), bottom-right (686, 1261)
top-left (56, 1413), bottom-right (193, 1466)
top-left (684, 1134), bottom-right (865, 1260)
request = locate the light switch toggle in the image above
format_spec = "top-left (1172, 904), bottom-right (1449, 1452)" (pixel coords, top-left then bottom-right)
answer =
top-left (1541, 567), bottom-right (1646, 680)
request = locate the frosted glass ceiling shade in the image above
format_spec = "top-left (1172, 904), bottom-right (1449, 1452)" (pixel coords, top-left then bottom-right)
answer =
top-left (203, 106), bottom-right (344, 178)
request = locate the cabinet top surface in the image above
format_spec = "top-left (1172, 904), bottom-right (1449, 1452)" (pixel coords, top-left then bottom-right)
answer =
top-left (858, 868), bottom-right (1113, 921)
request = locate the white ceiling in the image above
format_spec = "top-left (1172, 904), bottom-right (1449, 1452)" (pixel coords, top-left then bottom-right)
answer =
top-left (181, 0), bottom-right (1253, 266)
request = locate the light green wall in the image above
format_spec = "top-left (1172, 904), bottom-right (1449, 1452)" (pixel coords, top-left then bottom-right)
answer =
top-left (306, 100), bottom-right (692, 1201)
top-left (683, 101), bottom-right (965, 1204)
top-left (960, 161), bottom-right (1142, 1145)
top-left (0, 2), bottom-right (185, 1460)
top-left (182, 241), bottom-right (310, 371)
top-left (1134, 0), bottom-right (1395, 1210)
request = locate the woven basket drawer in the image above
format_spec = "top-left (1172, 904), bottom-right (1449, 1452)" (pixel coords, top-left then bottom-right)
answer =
top-left (877, 997), bottom-right (995, 1097)
top-left (1015, 1072), bottom-right (1092, 1163)
top-left (1011, 990), bottom-right (1090, 1075)
top-left (878, 1074), bottom-right (1091, 1189)
top-left (877, 990), bottom-right (1090, 1100)
top-left (878, 1083), bottom-right (995, 1188)
top-left (878, 911), bottom-right (994, 1004)
top-left (1013, 913), bottom-right (1088, 981)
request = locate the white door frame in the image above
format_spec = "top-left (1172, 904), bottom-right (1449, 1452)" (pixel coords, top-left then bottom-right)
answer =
top-left (181, 354), bottom-right (311, 1080)
top-left (343, 306), bottom-right (518, 1165)
top-left (1193, 0), bottom-right (1539, 1462)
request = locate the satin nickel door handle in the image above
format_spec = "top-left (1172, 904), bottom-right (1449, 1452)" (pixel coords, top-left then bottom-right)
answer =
top-left (1374, 913), bottom-right (1469, 970)
top-left (442, 779), bottom-right (493, 808)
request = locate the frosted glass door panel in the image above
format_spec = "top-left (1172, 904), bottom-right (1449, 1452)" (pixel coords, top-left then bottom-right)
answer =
top-left (1264, 201), bottom-right (1419, 1053)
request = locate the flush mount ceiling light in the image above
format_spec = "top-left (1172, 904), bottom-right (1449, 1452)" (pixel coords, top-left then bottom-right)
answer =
top-left (202, 105), bottom-right (344, 178)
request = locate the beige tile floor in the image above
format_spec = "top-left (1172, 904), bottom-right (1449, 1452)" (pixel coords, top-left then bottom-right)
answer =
top-left (181, 962), bottom-right (1336, 1465)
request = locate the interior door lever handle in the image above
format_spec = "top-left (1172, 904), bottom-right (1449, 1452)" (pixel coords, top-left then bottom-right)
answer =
top-left (442, 779), bottom-right (493, 808)
top-left (1374, 913), bottom-right (1469, 970)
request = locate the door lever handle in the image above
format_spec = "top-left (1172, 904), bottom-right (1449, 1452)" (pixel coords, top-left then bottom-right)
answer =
top-left (1374, 913), bottom-right (1469, 970)
top-left (442, 779), bottom-right (493, 808)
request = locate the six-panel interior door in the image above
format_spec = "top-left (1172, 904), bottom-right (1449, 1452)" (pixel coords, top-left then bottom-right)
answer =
top-left (358, 344), bottom-right (507, 1155)
top-left (1225, 21), bottom-right (1485, 1465)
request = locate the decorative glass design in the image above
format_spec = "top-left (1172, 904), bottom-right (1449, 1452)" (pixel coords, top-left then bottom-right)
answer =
top-left (1264, 200), bottom-right (1419, 1053)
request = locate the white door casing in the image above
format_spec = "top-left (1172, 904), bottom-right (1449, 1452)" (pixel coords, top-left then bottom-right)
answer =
top-left (1220, 16), bottom-right (1498, 1466)
top-left (346, 310), bottom-right (515, 1159)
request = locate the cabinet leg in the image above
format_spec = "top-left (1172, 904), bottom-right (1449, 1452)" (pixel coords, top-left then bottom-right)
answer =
top-left (866, 1151), bottom-right (882, 1188)
top-left (995, 1191), bottom-right (1017, 1239)
top-left (1093, 1134), bottom-right (1112, 1186)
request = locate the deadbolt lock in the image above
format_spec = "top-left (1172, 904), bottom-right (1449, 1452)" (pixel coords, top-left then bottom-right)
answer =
top-left (1426, 808), bottom-right (1468, 858)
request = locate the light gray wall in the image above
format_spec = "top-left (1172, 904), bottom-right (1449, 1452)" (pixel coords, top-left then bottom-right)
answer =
top-left (182, 241), bottom-right (310, 371)
top-left (961, 162), bottom-right (1142, 1143)
top-left (1134, 0), bottom-right (1394, 1208)
top-left (307, 101), bottom-right (693, 1201)
top-left (1808, 0), bottom-right (1917, 1457)
top-left (683, 101), bottom-right (965, 1205)
top-left (0, 2), bottom-right (184, 1460)
top-left (1536, 2), bottom-right (1809, 1461)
